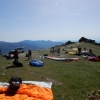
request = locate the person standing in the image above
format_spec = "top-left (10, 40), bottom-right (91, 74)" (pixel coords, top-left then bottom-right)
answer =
top-left (28, 49), bottom-right (32, 60)
top-left (13, 49), bottom-right (19, 63)
top-left (78, 46), bottom-right (81, 56)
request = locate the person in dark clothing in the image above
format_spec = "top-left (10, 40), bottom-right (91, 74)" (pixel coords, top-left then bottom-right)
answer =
top-left (78, 46), bottom-right (81, 55)
top-left (89, 49), bottom-right (92, 52)
top-left (89, 48), bottom-right (92, 55)
top-left (57, 47), bottom-right (60, 55)
top-left (28, 49), bottom-right (32, 60)
top-left (13, 49), bottom-right (19, 63)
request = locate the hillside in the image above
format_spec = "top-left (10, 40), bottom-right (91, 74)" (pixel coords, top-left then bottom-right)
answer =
top-left (0, 41), bottom-right (100, 100)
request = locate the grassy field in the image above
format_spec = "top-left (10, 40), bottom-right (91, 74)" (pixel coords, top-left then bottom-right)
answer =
top-left (0, 42), bottom-right (100, 100)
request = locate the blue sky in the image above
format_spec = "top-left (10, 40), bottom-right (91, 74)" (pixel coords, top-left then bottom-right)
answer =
top-left (0, 0), bottom-right (100, 42)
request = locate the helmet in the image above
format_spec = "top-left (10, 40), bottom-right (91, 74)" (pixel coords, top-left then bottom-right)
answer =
top-left (9, 76), bottom-right (22, 90)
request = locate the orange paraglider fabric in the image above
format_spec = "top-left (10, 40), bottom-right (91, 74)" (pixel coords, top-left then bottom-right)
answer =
top-left (0, 84), bottom-right (53, 100)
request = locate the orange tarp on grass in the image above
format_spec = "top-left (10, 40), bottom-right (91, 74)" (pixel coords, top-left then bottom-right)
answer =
top-left (0, 84), bottom-right (53, 100)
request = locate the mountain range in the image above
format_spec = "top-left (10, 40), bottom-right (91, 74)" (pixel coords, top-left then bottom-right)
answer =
top-left (0, 40), bottom-right (64, 54)
top-left (0, 37), bottom-right (100, 54)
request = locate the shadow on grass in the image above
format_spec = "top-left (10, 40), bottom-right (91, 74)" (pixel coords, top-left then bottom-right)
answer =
top-left (6, 65), bottom-right (23, 69)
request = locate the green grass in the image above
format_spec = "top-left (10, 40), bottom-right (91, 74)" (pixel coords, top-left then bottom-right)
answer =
top-left (0, 42), bottom-right (100, 100)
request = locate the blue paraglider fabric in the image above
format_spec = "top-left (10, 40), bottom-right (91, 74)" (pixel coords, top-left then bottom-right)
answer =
top-left (29, 60), bottom-right (43, 67)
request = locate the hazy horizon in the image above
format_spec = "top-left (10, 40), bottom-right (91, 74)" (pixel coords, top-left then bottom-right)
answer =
top-left (0, 38), bottom-right (100, 43)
